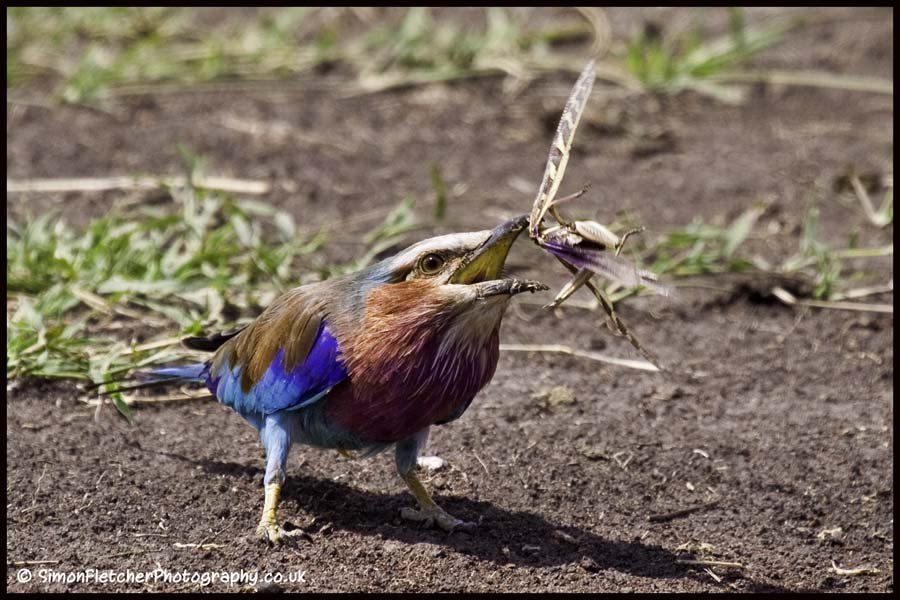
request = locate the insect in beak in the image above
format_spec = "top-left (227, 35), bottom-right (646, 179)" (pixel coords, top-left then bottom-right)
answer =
top-left (524, 61), bottom-right (673, 369)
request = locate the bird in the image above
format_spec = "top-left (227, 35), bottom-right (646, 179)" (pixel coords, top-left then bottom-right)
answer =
top-left (112, 214), bottom-right (547, 544)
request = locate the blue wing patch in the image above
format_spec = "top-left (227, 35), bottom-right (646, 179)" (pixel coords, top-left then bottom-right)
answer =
top-left (209, 322), bottom-right (347, 416)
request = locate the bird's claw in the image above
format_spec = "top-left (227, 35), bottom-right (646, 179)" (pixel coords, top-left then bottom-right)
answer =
top-left (400, 506), bottom-right (475, 533)
top-left (256, 521), bottom-right (310, 545)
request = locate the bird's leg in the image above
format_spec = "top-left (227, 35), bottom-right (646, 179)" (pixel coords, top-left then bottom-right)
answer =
top-left (395, 429), bottom-right (473, 532)
top-left (255, 414), bottom-right (306, 545)
top-left (400, 469), bottom-right (473, 532)
top-left (257, 480), bottom-right (285, 541)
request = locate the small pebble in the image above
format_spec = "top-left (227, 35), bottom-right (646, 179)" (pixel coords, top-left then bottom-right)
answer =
top-left (417, 456), bottom-right (446, 472)
top-left (579, 556), bottom-right (600, 572)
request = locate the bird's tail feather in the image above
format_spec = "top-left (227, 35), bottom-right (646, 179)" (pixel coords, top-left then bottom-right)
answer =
top-left (89, 363), bottom-right (209, 396)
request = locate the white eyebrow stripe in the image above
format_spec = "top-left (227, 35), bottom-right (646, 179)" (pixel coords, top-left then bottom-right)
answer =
top-left (387, 230), bottom-right (492, 272)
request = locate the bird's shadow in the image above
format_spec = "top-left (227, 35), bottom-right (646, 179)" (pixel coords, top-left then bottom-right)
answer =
top-left (144, 447), bottom-right (795, 592)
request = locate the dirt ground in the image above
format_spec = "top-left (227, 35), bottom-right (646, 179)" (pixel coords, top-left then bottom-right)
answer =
top-left (6, 8), bottom-right (893, 593)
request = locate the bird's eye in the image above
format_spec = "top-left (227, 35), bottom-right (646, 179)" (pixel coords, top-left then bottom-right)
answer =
top-left (419, 253), bottom-right (445, 275)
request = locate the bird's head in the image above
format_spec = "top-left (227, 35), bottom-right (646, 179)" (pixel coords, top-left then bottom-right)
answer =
top-left (368, 214), bottom-right (540, 292)
top-left (342, 214), bottom-right (546, 419)
top-left (345, 213), bottom-right (546, 352)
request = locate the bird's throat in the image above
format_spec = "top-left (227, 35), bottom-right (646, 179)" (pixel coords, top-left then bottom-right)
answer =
top-left (325, 281), bottom-right (506, 443)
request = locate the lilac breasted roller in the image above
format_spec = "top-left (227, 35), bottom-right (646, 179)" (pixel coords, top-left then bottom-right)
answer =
top-left (121, 215), bottom-right (547, 543)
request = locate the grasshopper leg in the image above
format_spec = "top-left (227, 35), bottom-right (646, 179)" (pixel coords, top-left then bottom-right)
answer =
top-left (547, 183), bottom-right (592, 211)
top-left (551, 255), bottom-right (662, 369)
top-left (614, 226), bottom-right (645, 257)
top-left (544, 267), bottom-right (593, 310)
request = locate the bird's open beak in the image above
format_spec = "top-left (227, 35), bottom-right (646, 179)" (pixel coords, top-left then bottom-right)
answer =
top-left (450, 214), bottom-right (529, 284)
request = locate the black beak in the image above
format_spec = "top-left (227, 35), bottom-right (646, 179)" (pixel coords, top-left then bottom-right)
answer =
top-left (450, 214), bottom-right (529, 284)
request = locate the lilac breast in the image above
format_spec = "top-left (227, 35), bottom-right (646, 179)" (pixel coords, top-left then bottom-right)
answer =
top-left (324, 327), bottom-right (501, 443)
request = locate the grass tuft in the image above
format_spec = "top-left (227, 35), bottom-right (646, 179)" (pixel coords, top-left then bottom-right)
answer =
top-left (8, 8), bottom-right (891, 106)
top-left (6, 179), bottom-right (419, 388)
top-left (591, 200), bottom-right (891, 304)
top-left (622, 9), bottom-right (796, 104)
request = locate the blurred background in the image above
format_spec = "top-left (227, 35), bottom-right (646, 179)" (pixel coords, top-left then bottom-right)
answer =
top-left (6, 6), bottom-right (892, 385)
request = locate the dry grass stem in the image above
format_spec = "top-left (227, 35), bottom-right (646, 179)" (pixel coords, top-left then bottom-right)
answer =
top-left (499, 343), bottom-right (659, 372)
top-left (7, 175), bottom-right (270, 195)
top-left (772, 287), bottom-right (893, 314)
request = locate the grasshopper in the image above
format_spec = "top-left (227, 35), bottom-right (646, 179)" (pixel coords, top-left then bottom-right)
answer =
top-left (527, 61), bottom-right (671, 367)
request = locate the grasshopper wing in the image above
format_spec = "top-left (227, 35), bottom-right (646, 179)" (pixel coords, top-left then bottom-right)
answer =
top-left (540, 234), bottom-right (673, 297)
top-left (529, 61), bottom-right (596, 238)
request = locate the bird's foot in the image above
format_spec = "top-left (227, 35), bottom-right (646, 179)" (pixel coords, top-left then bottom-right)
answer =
top-left (256, 521), bottom-right (310, 546)
top-left (400, 506), bottom-right (475, 533)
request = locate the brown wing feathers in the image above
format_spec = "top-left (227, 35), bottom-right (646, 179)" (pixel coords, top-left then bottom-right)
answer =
top-left (202, 289), bottom-right (327, 393)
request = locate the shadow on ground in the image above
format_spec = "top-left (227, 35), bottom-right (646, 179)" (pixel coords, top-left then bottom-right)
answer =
top-left (152, 446), bottom-right (798, 592)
